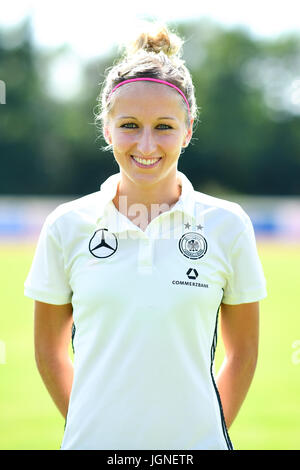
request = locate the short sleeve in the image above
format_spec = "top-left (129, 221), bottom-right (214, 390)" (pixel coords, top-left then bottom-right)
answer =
top-left (222, 213), bottom-right (267, 305)
top-left (24, 216), bottom-right (72, 305)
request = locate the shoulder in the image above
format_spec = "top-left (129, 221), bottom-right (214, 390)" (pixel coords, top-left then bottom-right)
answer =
top-left (44, 173), bottom-right (121, 230)
top-left (194, 190), bottom-right (250, 222)
top-left (45, 191), bottom-right (101, 230)
top-left (194, 191), bottom-right (254, 250)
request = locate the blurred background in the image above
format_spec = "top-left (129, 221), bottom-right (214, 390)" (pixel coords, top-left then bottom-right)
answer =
top-left (0, 0), bottom-right (299, 450)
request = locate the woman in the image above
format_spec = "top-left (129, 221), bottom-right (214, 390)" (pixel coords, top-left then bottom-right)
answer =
top-left (24, 22), bottom-right (267, 450)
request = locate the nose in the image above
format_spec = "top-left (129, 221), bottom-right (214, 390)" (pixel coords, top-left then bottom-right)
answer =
top-left (136, 127), bottom-right (157, 156)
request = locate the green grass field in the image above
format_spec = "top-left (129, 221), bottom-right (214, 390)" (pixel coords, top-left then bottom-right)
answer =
top-left (0, 240), bottom-right (299, 450)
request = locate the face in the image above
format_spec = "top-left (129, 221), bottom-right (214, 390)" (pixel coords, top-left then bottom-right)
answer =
top-left (104, 82), bottom-right (193, 188)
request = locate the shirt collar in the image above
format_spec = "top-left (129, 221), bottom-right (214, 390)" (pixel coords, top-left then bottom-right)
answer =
top-left (96, 171), bottom-right (196, 233)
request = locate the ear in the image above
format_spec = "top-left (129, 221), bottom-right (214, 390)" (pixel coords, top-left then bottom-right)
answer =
top-left (103, 125), bottom-right (112, 145)
top-left (182, 119), bottom-right (194, 148)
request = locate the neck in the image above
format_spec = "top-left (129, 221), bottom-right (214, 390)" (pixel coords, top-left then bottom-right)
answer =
top-left (112, 170), bottom-right (182, 229)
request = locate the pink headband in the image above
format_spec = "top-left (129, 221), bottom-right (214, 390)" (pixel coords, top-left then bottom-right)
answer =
top-left (108, 78), bottom-right (191, 119)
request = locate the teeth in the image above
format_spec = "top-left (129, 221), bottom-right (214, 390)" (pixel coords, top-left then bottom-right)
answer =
top-left (132, 156), bottom-right (160, 166)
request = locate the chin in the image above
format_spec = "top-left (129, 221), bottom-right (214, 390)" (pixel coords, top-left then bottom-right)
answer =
top-left (130, 171), bottom-right (161, 186)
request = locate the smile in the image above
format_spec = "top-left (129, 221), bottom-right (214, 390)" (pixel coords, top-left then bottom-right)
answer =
top-left (131, 155), bottom-right (162, 168)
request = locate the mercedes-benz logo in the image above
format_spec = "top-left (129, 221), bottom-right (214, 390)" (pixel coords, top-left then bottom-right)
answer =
top-left (89, 228), bottom-right (118, 259)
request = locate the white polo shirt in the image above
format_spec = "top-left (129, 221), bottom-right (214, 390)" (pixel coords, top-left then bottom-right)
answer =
top-left (24, 171), bottom-right (267, 450)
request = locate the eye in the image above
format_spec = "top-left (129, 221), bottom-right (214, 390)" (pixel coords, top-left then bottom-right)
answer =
top-left (120, 123), bottom-right (137, 128)
top-left (157, 124), bottom-right (172, 129)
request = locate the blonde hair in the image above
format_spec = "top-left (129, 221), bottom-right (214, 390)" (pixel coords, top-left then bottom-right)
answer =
top-left (95, 21), bottom-right (199, 151)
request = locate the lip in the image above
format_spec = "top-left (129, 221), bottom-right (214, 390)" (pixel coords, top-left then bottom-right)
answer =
top-left (130, 155), bottom-right (162, 169)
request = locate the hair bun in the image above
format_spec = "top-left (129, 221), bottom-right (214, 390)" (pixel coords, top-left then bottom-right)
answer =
top-left (123, 21), bottom-right (183, 58)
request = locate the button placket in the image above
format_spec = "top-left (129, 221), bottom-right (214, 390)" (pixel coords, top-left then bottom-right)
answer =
top-left (137, 236), bottom-right (154, 274)
top-left (137, 218), bottom-right (161, 274)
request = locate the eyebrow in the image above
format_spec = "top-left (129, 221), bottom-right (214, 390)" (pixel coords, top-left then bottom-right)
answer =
top-left (117, 115), bottom-right (177, 120)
